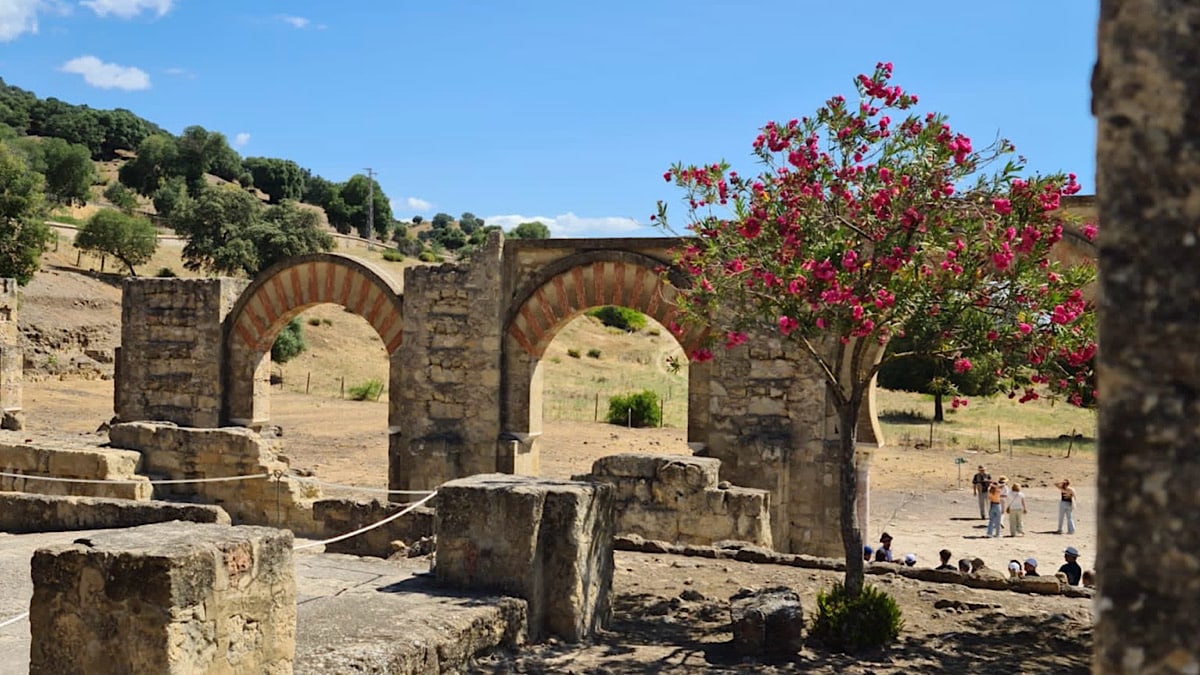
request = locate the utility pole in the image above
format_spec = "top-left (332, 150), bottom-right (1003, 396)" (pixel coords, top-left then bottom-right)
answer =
top-left (363, 167), bottom-right (376, 240)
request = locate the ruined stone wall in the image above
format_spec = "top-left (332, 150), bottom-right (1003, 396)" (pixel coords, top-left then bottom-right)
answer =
top-left (108, 422), bottom-right (322, 536)
top-left (0, 432), bottom-right (150, 500)
top-left (115, 278), bottom-right (246, 428)
top-left (577, 453), bottom-right (772, 547)
top-left (693, 331), bottom-right (839, 556)
top-left (391, 234), bottom-right (504, 492)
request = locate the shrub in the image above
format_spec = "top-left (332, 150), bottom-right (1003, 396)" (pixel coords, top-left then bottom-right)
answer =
top-left (321, 318), bottom-right (333, 326)
top-left (809, 583), bottom-right (904, 654)
top-left (155, 267), bottom-right (177, 278)
top-left (586, 305), bottom-right (647, 332)
top-left (347, 378), bottom-right (385, 401)
top-left (587, 348), bottom-right (602, 359)
top-left (567, 348), bottom-right (581, 359)
top-left (307, 317), bottom-right (322, 327)
top-left (418, 250), bottom-right (439, 263)
top-left (606, 390), bottom-right (661, 428)
top-left (271, 318), bottom-right (307, 364)
top-left (382, 249), bottom-right (405, 262)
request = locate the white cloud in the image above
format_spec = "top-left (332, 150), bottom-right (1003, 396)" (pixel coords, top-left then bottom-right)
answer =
top-left (0, 0), bottom-right (42, 41)
top-left (233, 132), bottom-right (250, 148)
top-left (405, 197), bottom-right (432, 212)
top-left (60, 55), bottom-right (150, 90)
top-left (279, 14), bottom-right (307, 29)
top-left (484, 212), bottom-right (653, 238)
top-left (80, 0), bottom-right (173, 18)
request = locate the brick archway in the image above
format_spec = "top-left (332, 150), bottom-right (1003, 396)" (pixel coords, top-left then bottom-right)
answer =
top-left (506, 252), bottom-right (707, 358)
top-left (224, 253), bottom-right (404, 427)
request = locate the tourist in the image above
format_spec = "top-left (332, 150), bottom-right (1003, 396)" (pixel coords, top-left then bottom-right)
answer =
top-left (1058, 546), bottom-right (1083, 585)
top-left (903, 553), bottom-right (917, 567)
top-left (986, 481), bottom-right (1004, 537)
top-left (1055, 478), bottom-right (1077, 535)
top-left (1023, 558), bottom-right (1040, 576)
top-left (863, 545), bottom-right (873, 562)
top-left (957, 558), bottom-right (972, 574)
top-left (936, 549), bottom-right (956, 571)
top-left (1007, 560), bottom-right (1024, 578)
top-left (972, 465), bottom-right (992, 519)
top-left (1006, 482), bottom-right (1028, 536)
top-left (997, 476), bottom-right (1011, 530)
top-left (874, 532), bottom-right (895, 562)
top-left (1081, 569), bottom-right (1096, 588)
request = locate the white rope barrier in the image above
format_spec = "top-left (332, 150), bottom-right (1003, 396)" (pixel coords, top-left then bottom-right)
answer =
top-left (0, 611), bottom-right (29, 630)
top-left (297, 475), bottom-right (435, 496)
top-left (0, 471), bottom-right (270, 485)
top-left (294, 491), bottom-right (437, 552)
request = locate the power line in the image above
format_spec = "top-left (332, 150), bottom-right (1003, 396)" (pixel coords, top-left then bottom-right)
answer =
top-left (363, 167), bottom-right (376, 239)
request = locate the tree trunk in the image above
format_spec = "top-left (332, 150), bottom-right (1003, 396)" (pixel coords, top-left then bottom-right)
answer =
top-left (838, 400), bottom-right (865, 597)
top-left (933, 391), bottom-right (944, 423)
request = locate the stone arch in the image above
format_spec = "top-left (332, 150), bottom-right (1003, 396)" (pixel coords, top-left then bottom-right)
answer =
top-left (224, 253), bottom-right (403, 427)
top-left (499, 250), bottom-right (709, 476)
top-left (505, 250), bottom-right (707, 358)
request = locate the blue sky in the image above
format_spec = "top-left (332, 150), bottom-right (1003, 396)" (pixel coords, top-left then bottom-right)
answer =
top-left (1, 1), bottom-right (1099, 237)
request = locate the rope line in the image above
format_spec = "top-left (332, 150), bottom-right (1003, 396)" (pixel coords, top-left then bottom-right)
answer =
top-left (297, 475), bottom-right (435, 496)
top-left (0, 471), bottom-right (271, 486)
top-left (0, 611), bottom-right (29, 630)
top-left (294, 491), bottom-right (437, 551)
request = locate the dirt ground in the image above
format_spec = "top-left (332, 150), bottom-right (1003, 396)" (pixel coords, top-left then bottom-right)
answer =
top-left (21, 377), bottom-right (1097, 672)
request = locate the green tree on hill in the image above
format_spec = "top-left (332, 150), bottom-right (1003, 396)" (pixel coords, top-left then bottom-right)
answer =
top-left (0, 140), bottom-right (53, 284)
top-left (75, 208), bottom-right (158, 275)
top-left (508, 221), bottom-right (550, 239)
top-left (340, 173), bottom-right (393, 240)
top-left (176, 125), bottom-right (242, 191)
top-left (243, 157), bottom-right (305, 203)
top-left (103, 182), bottom-right (139, 215)
top-left (119, 134), bottom-right (179, 196)
top-left (40, 138), bottom-right (96, 205)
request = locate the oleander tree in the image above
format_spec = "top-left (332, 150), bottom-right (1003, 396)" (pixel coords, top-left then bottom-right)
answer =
top-left (655, 63), bottom-right (1097, 596)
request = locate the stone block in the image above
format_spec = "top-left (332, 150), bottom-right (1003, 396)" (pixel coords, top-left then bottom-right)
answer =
top-left (30, 522), bottom-right (295, 675)
top-left (435, 474), bottom-right (614, 642)
top-left (312, 498), bottom-right (434, 558)
top-left (0, 493), bottom-right (229, 532)
top-left (729, 586), bottom-right (805, 656)
top-left (1012, 575), bottom-right (1064, 595)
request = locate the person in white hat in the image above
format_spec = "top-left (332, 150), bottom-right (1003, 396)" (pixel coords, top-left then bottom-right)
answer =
top-left (1023, 558), bottom-right (1040, 576)
top-left (1058, 546), bottom-right (1083, 585)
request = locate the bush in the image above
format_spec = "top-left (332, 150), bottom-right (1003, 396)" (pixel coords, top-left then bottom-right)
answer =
top-left (809, 583), bottom-right (904, 654)
top-left (307, 317), bottom-right (322, 327)
top-left (567, 348), bottom-right (581, 359)
top-left (587, 305), bottom-right (647, 332)
top-left (155, 267), bottom-right (177, 278)
top-left (381, 249), bottom-right (405, 262)
top-left (271, 318), bottom-right (307, 364)
top-left (606, 390), bottom-right (661, 428)
top-left (418, 250), bottom-right (439, 263)
top-left (587, 348), bottom-right (602, 359)
top-left (321, 318), bottom-right (333, 326)
top-left (348, 378), bottom-right (384, 401)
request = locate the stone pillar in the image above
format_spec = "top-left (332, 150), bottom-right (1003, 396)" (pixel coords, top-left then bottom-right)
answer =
top-left (29, 522), bottom-right (295, 675)
top-left (1094, 3), bottom-right (1200, 673)
top-left (435, 474), bottom-right (614, 642)
top-left (0, 278), bottom-right (21, 430)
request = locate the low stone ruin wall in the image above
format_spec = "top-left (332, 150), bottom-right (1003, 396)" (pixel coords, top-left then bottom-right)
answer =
top-left (313, 499), bottom-right (435, 558)
top-left (0, 432), bottom-right (150, 500)
top-left (575, 453), bottom-right (772, 548)
top-left (107, 422), bottom-right (323, 536)
top-left (0, 492), bottom-right (229, 532)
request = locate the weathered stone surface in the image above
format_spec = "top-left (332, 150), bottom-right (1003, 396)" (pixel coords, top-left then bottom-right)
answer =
top-left (108, 422), bottom-right (322, 535)
top-left (312, 498), bottom-right (434, 558)
top-left (435, 473), bottom-right (614, 642)
top-left (30, 522), bottom-right (295, 675)
top-left (0, 493), bottom-right (229, 532)
top-left (579, 453), bottom-right (772, 548)
top-left (0, 279), bottom-right (21, 419)
top-left (1095, 4), bottom-right (1200, 673)
top-left (1011, 575), bottom-right (1063, 596)
top-left (729, 586), bottom-right (805, 656)
top-left (0, 432), bottom-right (150, 500)
top-left (964, 568), bottom-right (1011, 591)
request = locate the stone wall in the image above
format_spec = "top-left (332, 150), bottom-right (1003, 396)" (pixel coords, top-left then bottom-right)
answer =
top-left (312, 499), bottom-right (434, 558)
top-left (391, 233), bottom-right (504, 492)
top-left (115, 278), bottom-right (246, 428)
top-left (30, 522), bottom-right (295, 675)
top-left (0, 492), bottom-right (229, 532)
top-left (108, 422), bottom-right (322, 536)
top-left (0, 432), bottom-right (150, 500)
top-left (577, 454), bottom-right (772, 547)
top-left (0, 278), bottom-right (20, 428)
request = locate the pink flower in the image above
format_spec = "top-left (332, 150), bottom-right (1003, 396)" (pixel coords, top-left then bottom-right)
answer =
top-left (953, 357), bottom-right (972, 374)
top-left (724, 331), bottom-right (748, 349)
top-left (1018, 322), bottom-right (1032, 335)
top-left (689, 348), bottom-right (714, 363)
top-left (1082, 223), bottom-right (1098, 241)
top-left (778, 315), bottom-right (799, 335)
top-left (992, 198), bottom-right (1012, 215)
